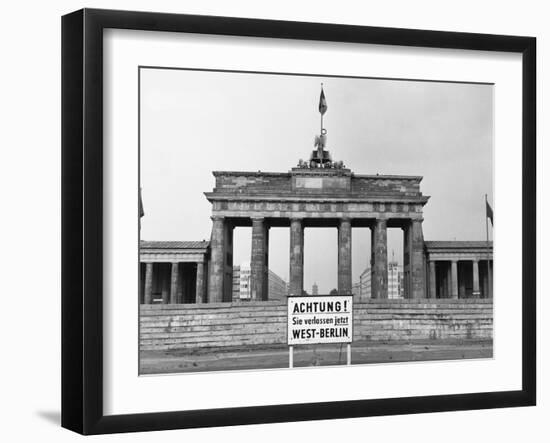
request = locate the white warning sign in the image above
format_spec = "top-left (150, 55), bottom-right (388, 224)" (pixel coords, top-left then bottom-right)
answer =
top-left (287, 295), bottom-right (353, 345)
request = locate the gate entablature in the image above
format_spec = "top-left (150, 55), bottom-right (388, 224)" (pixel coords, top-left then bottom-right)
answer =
top-left (205, 169), bottom-right (429, 221)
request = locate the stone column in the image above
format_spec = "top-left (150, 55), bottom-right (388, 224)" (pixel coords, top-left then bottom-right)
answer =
top-left (144, 262), bottom-right (153, 304)
top-left (482, 263), bottom-right (488, 298)
top-left (402, 226), bottom-right (411, 298)
top-left (338, 218), bottom-right (352, 294)
top-left (472, 260), bottom-right (480, 297)
top-left (195, 261), bottom-right (205, 303)
top-left (410, 219), bottom-right (426, 299)
top-left (161, 266), bottom-right (170, 304)
top-left (429, 260), bottom-right (436, 299)
top-left (451, 260), bottom-right (458, 299)
top-left (208, 216), bottom-right (225, 303)
top-left (170, 262), bottom-right (179, 304)
top-left (222, 222), bottom-right (234, 302)
top-left (371, 219), bottom-right (388, 299)
top-left (251, 217), bottom-right (268, 301)
top-left (264, 228), bottom-right (270, 300)
top-left (446, 263), bottom-right (452, 298)
top-left (289, 218), bottom-right (304, 295)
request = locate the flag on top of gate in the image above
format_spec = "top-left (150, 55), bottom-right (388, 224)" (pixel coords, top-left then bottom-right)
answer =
top-left (319, 86), bottom-right (327, 115)
top-left (486, 200), bottom-right (493, 225)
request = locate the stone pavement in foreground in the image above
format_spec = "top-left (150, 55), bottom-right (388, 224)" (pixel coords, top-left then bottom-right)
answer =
top-left (140, 339), bottom-right (492, 375)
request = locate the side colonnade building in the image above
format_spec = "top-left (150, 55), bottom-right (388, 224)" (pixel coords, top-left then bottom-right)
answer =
top-left (139, 241), bottom-right (209, 305)
top-left (139, 236), bottom-right (493, 303)
top-left (425, 241), bottom-right (493, 299)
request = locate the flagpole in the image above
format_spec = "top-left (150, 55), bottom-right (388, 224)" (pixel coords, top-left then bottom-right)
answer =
top-left (485, 194), bottom-right (489, 243)
top-left (485, 194), bottom-right (491, 298)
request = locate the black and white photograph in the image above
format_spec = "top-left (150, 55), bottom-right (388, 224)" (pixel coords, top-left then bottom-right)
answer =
top-left (0, 1), bottom-right (540, 439)
top-left (138, 68), bottom-right (494, 375)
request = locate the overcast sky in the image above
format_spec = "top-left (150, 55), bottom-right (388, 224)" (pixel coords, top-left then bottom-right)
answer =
top-left (140, 68), bottom-right (493, 293)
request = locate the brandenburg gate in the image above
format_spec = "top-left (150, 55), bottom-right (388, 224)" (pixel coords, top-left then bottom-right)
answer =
top-left (205, 134), bottom-right (430, 302)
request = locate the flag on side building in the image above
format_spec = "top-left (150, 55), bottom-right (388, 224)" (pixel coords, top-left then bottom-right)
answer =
top-left (486, 200), bottom-right (493, 225)
top-left (139, 188), bottom-right (145, 218)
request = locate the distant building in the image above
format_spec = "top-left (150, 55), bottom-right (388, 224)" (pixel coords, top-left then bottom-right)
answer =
top-left (232, 262), bottom-right (288, 301)
top-left (388, 260), bottom-right (404, 299)
top-left (312, 282), bottom-right (319, 295)
top-left (359, 267), bottom-right (371, 299)
top-left (269, 271), bottom-right (289, 301)
top-left (232, 262), bottom-right (252, 300)
top-left (357, 262), bottom-right (403, 299)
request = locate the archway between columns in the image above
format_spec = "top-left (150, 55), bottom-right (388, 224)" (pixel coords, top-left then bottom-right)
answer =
top-left (303, 227), bottom-right (337, 295)
top-left (351, 226), bottom-right (371, 300)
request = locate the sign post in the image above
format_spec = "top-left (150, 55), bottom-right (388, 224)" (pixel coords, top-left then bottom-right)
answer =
top-left (287, 295), bottom-right (353, 368)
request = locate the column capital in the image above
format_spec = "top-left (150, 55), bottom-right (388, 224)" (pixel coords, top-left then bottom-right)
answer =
top-left (211, 215), bottom-right (225, 221)
top-left (339, 217), bottom-right (352, 223)
top-left (251, 216), bottom-right (265, 223)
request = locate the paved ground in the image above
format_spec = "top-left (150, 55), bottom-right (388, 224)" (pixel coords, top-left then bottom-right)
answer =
top-left (140, 339), bottom-right (493, 374)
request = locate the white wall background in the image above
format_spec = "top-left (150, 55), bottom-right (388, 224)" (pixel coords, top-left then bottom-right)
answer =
top-left (0, 1), bottom-right (546, 441)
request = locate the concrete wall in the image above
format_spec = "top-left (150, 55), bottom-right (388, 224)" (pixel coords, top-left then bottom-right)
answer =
top-left (140, 301), bottom-right (286, 351)
top-left (354, 299), bottom-right (492, 341)
top-left (140, 299), bottom-right (492, 351)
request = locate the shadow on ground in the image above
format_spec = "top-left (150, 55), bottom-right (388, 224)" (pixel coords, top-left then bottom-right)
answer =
top-left (36, 410), bottom-right (60, 426)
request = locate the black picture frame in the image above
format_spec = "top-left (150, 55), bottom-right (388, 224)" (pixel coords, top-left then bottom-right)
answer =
top-left (61, 8), bottom-right (536, 435)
